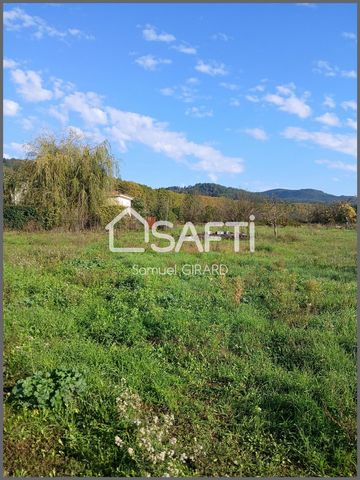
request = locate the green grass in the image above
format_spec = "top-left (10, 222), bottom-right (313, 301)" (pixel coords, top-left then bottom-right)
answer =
top-left (4, 225), bottom-right (357, 476)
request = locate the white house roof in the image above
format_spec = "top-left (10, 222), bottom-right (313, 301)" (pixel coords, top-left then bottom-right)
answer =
top-left (108, 191), bottom-right (133, 200)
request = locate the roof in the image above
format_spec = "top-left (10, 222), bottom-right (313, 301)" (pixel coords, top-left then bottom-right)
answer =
top-left (108, 192), bottom-right (134, 200)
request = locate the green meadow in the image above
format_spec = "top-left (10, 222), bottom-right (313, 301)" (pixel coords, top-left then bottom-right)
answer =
top-left (4, 225), bottom-right (357, 477)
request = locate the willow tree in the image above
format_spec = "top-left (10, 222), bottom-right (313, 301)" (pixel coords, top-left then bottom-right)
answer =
top-left (23, 131), bottom-right (115, 229)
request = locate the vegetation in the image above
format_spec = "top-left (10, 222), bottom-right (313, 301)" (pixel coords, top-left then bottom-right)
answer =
top-left (4, 133), bottom-right (115, 230)
top-left (4, 226), bottom-right (356, 476)
top-left (4, 149), bottom-right (356, 233)
top-left (167, 182), bottom-right (357, 204)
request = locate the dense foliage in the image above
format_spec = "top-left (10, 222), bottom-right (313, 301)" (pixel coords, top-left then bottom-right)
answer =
top-left (3, 133), bottom-right (115, 230)
top-left (4, 205), bottom-right (43, 230)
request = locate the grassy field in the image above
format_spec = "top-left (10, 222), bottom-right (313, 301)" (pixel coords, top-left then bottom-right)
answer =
top-left (4, 225), bottom-right (357, 477)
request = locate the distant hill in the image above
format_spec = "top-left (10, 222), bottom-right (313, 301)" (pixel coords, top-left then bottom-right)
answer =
top-left (3, 158), bottom-right (27, 170)
top-left (260, 188), bottom-right (356, 204)
top-left (167, 183), bottom-right (356, 204)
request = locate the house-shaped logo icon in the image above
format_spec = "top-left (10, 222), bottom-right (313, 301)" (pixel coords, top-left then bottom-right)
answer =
top-left (105, 207), bottom-right (149, 252)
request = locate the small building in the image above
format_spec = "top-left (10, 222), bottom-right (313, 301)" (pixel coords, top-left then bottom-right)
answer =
top-left (108, 192), bottom-right (133, 208)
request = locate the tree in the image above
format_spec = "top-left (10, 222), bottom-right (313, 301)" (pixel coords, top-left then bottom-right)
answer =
top-left (262, 199), bottom-right (289, 237)
top-left (333, 202), bottom-right (357, 226)
top-left (181, 193), bottom-right (199, 222)
top-left (22, 132), bottom-right (115, 229)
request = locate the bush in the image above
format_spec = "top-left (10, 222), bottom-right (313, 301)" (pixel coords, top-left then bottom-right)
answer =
top-left (3, 205), bottom-right (57, 230)
top-left (4, 205), bottom-right (41, 230)
top-left (97, 205), bottom-right (124, 227)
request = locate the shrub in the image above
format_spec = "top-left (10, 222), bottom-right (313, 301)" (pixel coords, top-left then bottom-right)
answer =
top-left (4, 205), bottom-right (41, 230)
top-left (97, 205), bottom-right (124, 227)
top-left (3, 205), bottom-right (58, 230)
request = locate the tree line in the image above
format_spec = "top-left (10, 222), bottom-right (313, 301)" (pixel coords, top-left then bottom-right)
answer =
top-left (3, 133), bottom-right (357, 232)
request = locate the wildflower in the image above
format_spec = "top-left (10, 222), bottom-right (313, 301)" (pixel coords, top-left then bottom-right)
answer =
top-left (169, 437), bottom-right (177, 445)
top-left (128, 447), bottom-right (135, 457)
top-left (158, 451), bottom-right (166, 462)
top-left (179, 453), bottom-right (188, 463)
top-left (115, 435), bottom-right (123, 447)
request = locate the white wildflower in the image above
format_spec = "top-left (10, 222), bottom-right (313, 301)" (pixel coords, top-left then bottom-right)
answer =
top-left (114, 435), bottom-right (123, 447)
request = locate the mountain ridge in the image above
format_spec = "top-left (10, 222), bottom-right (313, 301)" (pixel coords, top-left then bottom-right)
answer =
top-left (167, 183), bottom-right (356, 204)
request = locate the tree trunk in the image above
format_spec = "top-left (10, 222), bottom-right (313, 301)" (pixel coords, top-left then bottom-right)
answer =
top-left (273, 222), bottom-right (277, 238)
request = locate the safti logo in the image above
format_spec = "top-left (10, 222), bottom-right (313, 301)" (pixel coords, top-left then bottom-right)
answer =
top-left (105, 207), bottom-right (255, 253)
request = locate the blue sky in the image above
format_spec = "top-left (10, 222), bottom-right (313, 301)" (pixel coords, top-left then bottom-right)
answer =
top-left (3, 2), bottom-right (357, 195)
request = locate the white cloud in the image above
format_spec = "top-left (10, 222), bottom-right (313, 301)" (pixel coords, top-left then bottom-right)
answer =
top-left (229, 98), bottom-right (240, 107)
top-left (160, 87), bottom-right (175, 97)
top-left (185, 106), bottom-right (213, 118)
top-left (68, 28), bottom-right (94, 40)
top-left (341, 100), bottom-right (357, 111)
top-left (186, 77), bottom-right (199, 85)
top-left (172, 44), bottom-right (197, 55)
top-left (245, 94), bottom-right (260, 103)
top-left (315, 112), bottom-right (341, 127)
top-left (135, 55), bottom-right (172, 71)
top-left (342, 32), bottom-right (356, 42)
top-left (160, 82), bottom-right (199, 103)
top-left (11, 69), bottom-right (53, 102)
top-left (316, 159), bottom-right (356, 173)
top-left (4, 7), bottom-right (93, 41)
top-left (313, 60), bottom-right (337, 77)
top-left (323, 95), bottom-right (336, 108)
top-left (296, 3), bottom-right (316, 7)
top-left (51, 77), bottom-right (75, 99)
top-left (314, 60), bottom-right (357, 79)
top-left (4, 67), bottom-right (245, 179)
top-left (68, 125), bottom-right (106, 144)
top-left (142, 24), bottom-right (175, 43)
top-left (48, 105), bottom-right (69, 124)
top-left (208, 173), bottom-right (218, 182)
top-left (264, 84), bottom-right (311, 118)
top-left (106, 107), bottom-right (244, 176)
top-left (4, 99), bottom-right (20, 116)
top-left (68, 125), bottom-right (86, 139)
top-left (3, 58), bottom-right (18, 69)
top-left (282, 126), bottom-right (356, 157)
top-left (195, 60), bottom-right (228, 77)
top-left (341, 70), bottom-right (357, 79)
top-left (220, 82), bottom-right (240, 91)
top-left (5, 142), bottom-right (28, 155)
top-left (249, 84), bottom-right (266, 92)
top-left (63, 91), bottom-right (107, 125)
top-left (21, 116), bottom-right (36, 131)
top-left (346, 118), bottom-right (357, 130)
top-left (244, 128), bottom-right (268, 141)
top-left (212, 32), bottom-right (231, 41)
